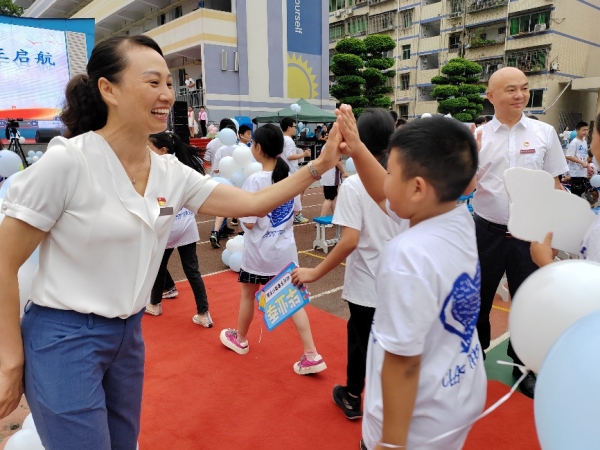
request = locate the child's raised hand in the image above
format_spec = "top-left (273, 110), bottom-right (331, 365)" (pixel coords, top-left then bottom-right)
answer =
top-left (335, 104), bottom-right (361, 156)
top-left (291, 267), bottom-right (319, 286)
top-left (530, 232), bottom-right (557, 268)
top-left (316, 123), bottom-right (342, 170)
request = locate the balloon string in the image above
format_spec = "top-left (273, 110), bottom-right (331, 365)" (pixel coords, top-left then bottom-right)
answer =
top-left (421, 361), bottom-right (529, 446)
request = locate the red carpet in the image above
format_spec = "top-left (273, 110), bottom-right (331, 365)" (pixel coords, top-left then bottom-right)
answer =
top-left (140, 272), bottom-right (539, 449)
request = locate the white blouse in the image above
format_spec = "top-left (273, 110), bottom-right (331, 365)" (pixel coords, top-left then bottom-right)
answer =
top-left (1, 131), bottom-right (218, 318)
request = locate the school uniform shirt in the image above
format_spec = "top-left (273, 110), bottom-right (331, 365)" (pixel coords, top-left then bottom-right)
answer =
top-left (240, 171), bottom-right (301, 276)
top-left (204, 137), bottom-right (223, 163)
top-left (320, 165), bottom-right (341, 187)
top-left (473, 114), bottom-right (568, 225)
top-left (166, 208), bottom-right (199, 249)
top-left (566, 138), bottom-right (589, 178)
top-left (1, 132), bottom-right (218, 319)
top-left (580, 213), bottom-right (600, 263)
top-left (332, 175), bottom-right (407, 308)
top-left (362, 203), bottom-right (487, 450)
top-left (184, 78), bottom-right (196, 91)
top-left (212, 144), bottom-right (236, 176)
top-left (282, 135), bottom-right (300, 173)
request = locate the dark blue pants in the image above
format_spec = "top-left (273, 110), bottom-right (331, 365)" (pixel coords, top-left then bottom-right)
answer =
top-left (21, 303), bottom-right (145, 450)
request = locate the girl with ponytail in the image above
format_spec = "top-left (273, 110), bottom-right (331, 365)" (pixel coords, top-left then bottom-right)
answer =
top-left (220, 124), bottom-right (327, 376)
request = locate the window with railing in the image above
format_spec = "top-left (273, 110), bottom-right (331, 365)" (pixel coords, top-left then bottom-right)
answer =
top-left (526, 89), bottom-right (544, 108)
top-left (330, 22), bottom-right (345, 40)
top-left (329, 0), bottom-right (347, 12)
top-left (400, 10), bottom-right (413, 29)
top-left (449, 33), bottom-right (461, 52)
top-left (467, 0), bottom-right (508, 13)
top-left (399, 104), bottom-right (409, 119)
top-left (506, 48), bottom-right (549, 73)
top-left (467, 25), bottom-right (505, 48)
top-left (402, 44), bottom-right (411, 60)
top-left (368, 11), bottom-right (396, 34)
top-left (509, 10), bottom-right (551, 36)
top-left (449, 0), bottom-right (464, 18)
top-left (478, 57), bottom-right (504, 81)
top-left (400, 73), bottom-right (410, 90)
top-left (347, 15), bottom-right (367, 35)
top-left (369, 0), bottom-right (394, 4)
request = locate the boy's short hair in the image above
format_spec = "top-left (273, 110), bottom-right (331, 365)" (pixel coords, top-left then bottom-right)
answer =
top-left (238, 124), bottom-right (252, 135)
top-left (396, 118), bottom-right (407, 127)
top-left (527, 115), bottom-right (539, 120)
top-left (576, 121), bottom-right (589, 130)
top-left (485, 115), bottom-right (493, 122)
top-left (474, 116), bottom-right (486, 126)
top-left (280, 117), bottom-right (296, 132)
top-left (389, 117), bottom-right (478, 203)
top-left (219, 118), bottom-right (237, 132)
top-left (389, 110), bottom-right (398, 121)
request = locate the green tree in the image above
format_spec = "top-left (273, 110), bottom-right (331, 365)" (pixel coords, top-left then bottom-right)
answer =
top-left (430, 57), bottom-right (486, 122)
top-left (0, 0), bottom-right (24, 16)
top-left (330, 35), bottom-right (396, 116)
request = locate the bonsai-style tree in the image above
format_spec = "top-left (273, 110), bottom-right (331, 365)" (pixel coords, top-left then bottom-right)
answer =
top-left (430, 57), bottom-right (486, 122)
top-left (330, 35), bottom-right (396, 116)
top-left (0, 0), bottom-right (23, 16)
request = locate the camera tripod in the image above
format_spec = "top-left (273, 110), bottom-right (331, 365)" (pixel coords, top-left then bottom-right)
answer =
top-left (7, 133), bottom-right (29, 168)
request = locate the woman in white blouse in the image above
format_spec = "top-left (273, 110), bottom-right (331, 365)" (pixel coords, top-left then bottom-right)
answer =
top-left (0, 35), bottom-right (341, 449)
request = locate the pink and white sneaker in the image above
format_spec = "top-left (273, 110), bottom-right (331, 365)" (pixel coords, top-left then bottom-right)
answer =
top-left (220, 329), bottom-right (249, 355)
top-left (294, 354), bottom-right (327, 375)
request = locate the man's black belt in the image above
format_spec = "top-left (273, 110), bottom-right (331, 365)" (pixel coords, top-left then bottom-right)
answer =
top-left (473, 213), bottom-right (513, 238)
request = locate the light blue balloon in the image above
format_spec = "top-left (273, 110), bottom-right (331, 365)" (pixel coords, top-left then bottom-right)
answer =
top-left (230, 118), bottom-right (239, 132)
top-left (345, 157), bottom-right (356, 174)
top-left (570, 130), bottom-right (577, 141)
top-left (218, 128), bottom-right (237, 146)
top-left (229, 251), bottom-right (243, 273)
top-left (230, 171), bottom-right (245, 188)
top-left (35, 151), bottom-right (44, 158)
top-left (535, 309), bottom-right (600, 450)
top-left (27, 150), bottom-right (35, 157)
top-left (221, 249), bottom-right (231, 266)
top-left (211, 176), bottom-right (233, 186)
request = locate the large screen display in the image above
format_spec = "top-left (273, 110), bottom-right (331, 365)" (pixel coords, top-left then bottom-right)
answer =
top-left (0, 23), bottom-right (70, 121)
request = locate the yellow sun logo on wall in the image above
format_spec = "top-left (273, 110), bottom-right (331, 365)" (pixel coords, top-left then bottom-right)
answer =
top-left (288, 53), bottom-right (319, 99)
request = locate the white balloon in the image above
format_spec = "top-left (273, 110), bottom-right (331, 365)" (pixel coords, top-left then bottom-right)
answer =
top-left (32, 156), bottom-right (39, 162)
top-left (229, 118), bottom-right (239, 132)
top-left (590, 175), bottom-right (600, 188)
top-left (18, 136), bottom-right (25, 145)
top-left (290, 103), bottom-right (301, 113)
top-left (345, 157), bottom-right (356, 173)
top-left (445, 113), bottom-right (452, 118)
top-left (22, 413), bottom-right (36, 430)
top-left (221, 249), bottom-right (231, 266)
top-left (234, 234), bottom-right (244, 242)
top-left (26, 157), bottom-right (33, 164)
top-left (35, 151), bottom-right (43, 158)
top-left (228, 252), bottom-right (243, 272)
top-left (244, 162), bottom-right (263, 179)
top-left (0, 150), bottom-right (23, 177)
top-left (217, 156), bottom-right (238, 180)
top-left (233, 145), bottom-right (253, 168)
top-left (421, 113), bottom-right (432, 118)
top-left (230, 171), bottom-right (245, 188)
top-left (509, 260), bottom-right (600, 373)
top-left (27, 150), bottom-right (35, 157)
top-left (218, 128), bottom-right (237, 146)
top-left (5, 429), bottom-right (44, 450)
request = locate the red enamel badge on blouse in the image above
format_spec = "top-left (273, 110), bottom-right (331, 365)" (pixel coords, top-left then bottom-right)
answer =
top-left (157, 197), bottom-right (167, 207)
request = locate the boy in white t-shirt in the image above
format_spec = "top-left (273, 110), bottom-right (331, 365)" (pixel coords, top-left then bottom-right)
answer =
top-left (336, 106), bottom-right (486, 450)
top-left (280, 117), bottom-right (311, 223)
top-left (532, 113), bottom-right (600, 265)
top-left (565, 121), bottom-right (590, 198)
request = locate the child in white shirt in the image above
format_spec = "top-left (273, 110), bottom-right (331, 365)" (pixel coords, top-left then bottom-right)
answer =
top-left (292, 109), bottom-right (407, 419)
top-left (336, 106), bottom-right (486, 450)
top-left (220, 123), bottom-right (327, 375)
top-left (532, 113), bottom-right (600, 265)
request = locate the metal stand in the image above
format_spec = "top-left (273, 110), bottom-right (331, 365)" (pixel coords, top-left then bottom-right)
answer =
top-left (8, 137), bottom-right (29, 167)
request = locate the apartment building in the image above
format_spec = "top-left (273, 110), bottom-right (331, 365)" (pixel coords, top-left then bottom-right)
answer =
top-left (329, 0), bottom-right (600, 129)
top-left (16, 0), bottom-right (333, 123)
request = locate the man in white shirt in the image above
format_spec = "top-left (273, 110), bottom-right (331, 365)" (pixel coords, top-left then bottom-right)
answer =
top-left (565, 121), bottom-right (590, 198)
top-left (184, 73), bottom-right (198, 106)
top-left (473, 67), bottom-right (568, 398)
top-left (280, 117), bottom-right (311, 223)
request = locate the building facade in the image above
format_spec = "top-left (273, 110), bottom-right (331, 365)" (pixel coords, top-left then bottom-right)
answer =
top-left (328, 0), bottom-right (600, 129)
top-left (17, 0), bottom-right (334, 123)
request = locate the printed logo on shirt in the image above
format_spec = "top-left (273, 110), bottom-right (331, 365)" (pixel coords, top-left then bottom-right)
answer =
top-left (439, 264), bottom-right (481, 353)
top-left (267, 199), bottom-right (294, 228)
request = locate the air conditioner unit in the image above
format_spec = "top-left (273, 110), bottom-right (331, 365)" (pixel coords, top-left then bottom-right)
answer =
top-left (551, 62), bottom-right (560, 71)
top-left (533, 23), bottom-right (547, 32)
top-left (346, 8), bottom-right (353, 15)
top-left (335, 10), bottom-right (341, 17)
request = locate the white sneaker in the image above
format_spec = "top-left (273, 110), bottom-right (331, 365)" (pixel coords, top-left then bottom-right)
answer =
top-left (145, 303), bottom-right (162, 316)
top-left (193, 312), bottom-right (213, 328)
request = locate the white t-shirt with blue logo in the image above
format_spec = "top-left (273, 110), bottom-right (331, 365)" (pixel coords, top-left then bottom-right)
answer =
top-left (362, 204), bottom-right (486, 450)
top-left (166, 208), bottom-right (199, 249)
top-left (240, 171), bottom-right (301, 276)
top-left (580, 212), bottom-right (600, 262)
top-left (566, 138), bottom-right (589, 178)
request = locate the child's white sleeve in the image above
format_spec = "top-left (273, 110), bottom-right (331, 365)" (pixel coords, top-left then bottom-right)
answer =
top-left (565, 140), bottom-right (577, 158)
top-left (333, 181), bottom-right (362, 231)
top-left (374, 268), bottom-right (438, 357)
top-left (239, 176), bottom-right (258, 224)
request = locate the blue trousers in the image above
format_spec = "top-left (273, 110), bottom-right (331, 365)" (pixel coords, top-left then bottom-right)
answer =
top-left (21, 303), bottom-right (145, 450)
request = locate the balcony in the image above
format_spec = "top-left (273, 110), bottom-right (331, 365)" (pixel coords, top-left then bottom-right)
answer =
top-left (467, 0), bottom-right (508, 14)
top-left (477, 57), bottom-right (504, 82)
top-left (506, 48), bottom-right (549, 74)
top-left (448, 0), bottom-right (464, 19)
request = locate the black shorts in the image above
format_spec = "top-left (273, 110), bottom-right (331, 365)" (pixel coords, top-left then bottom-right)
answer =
top-left (323, 185), bottom-right (339, 201)
top-left (238, 269), bottom-right (274, 285)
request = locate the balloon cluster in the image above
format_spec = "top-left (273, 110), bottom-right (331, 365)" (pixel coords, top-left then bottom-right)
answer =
top-left (509, 260), bottom-right (600, 449)
top-left (207, 124), bottom-right (217, 138)
top-left (213, 131), bottom-right (262, 188)
top-left (221, 235), bottom-right (245, 272)
top-left (0, 150), bottom-right (23, 178)
top-left (26, 150), bottom-right (44, 165)
top-left (290, 103), bottom-right (301, 113)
